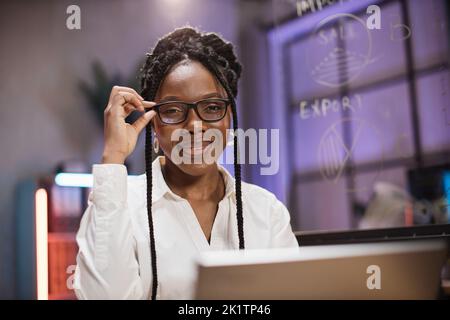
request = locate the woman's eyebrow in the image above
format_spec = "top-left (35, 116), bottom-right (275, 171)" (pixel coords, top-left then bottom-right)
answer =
top-left (159, 92), bottom-right (223, 102)
top-left (199, 92), bottom-right (223, 99)
top-left (159, 95), bottom-right (180, 102)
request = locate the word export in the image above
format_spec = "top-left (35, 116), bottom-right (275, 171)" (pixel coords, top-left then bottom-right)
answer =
top-left (298, 94), bottom-right (362, 120)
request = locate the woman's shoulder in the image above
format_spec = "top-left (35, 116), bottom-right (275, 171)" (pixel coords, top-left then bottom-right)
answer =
top-left (217, 164), bottom-right (286, 212)
top-left (241, 180), bottom-right (276, 199)
top-left (240, 180), bottom-right (287, 212)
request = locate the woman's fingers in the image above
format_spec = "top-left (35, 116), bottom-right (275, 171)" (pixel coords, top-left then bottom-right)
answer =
top-left (123, 100), bottom-right (155, 117)
top-left (109, 91), bottom-right (144, 117)
top-left (120, 91), bottom-right (145, 112)
top-left (109, 85), bottom-right (144, 101)
top-left (142, 100), bottom-right (156, 109)
top-left (132, 110), bottom-right (157, 134)
top-left (106, 86), bottom-right (145, 113)
top-left (102, 86), bottom-right (154, 164)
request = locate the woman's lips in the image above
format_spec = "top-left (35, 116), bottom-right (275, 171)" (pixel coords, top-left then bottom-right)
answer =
top-left (179, 141), bottom-right (213, 157)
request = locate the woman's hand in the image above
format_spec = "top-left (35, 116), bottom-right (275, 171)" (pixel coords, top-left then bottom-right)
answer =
top-left (102, 86), bottom-right (156, 164)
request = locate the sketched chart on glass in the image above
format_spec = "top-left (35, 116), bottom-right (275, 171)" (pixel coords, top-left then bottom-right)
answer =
top-left (318, 118), bottom-right (384, 192)
top-left (307, 13), bottom-right (373, 88)
top-left (268, 0), bottom-right (450, 232)
top-left (311, 47), bottom-right (370, 87)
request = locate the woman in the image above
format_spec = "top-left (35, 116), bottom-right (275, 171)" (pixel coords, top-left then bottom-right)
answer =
top-left (74, 27), bottom-right (298, 300)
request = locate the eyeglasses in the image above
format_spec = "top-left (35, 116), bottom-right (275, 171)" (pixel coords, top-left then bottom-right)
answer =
top-left (152, 98), bottom-right (230, 124)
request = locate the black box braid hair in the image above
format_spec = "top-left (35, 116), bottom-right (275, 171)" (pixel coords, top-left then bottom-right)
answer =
top-left (140, 27), bottom-right (244, 300)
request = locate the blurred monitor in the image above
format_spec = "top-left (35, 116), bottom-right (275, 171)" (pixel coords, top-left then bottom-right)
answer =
top-left (408, 165), bottom-right (450, 202)
top-left (195, 239), bottom-right (448, 300)
top-left (444, 171), bottom-right (450, 217)
top-left (408, 165), bottom-right (450, 223)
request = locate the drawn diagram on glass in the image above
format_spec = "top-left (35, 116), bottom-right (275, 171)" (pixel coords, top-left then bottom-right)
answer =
top-left (389, 13), bottom-right (412, 42)
top-left (308, 13), bottom-right (373, 88)
top-left (318, 118), bottom-right (384, 192)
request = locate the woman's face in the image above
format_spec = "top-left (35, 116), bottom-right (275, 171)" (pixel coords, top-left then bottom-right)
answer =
top-left (152, 59), bottom-right (231, 176)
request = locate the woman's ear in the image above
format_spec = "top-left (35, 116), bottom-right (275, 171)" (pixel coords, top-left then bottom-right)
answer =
top-left (150, 117), bottom-right (155, 130)
top-left (151, 119), bottom-right (157, 139)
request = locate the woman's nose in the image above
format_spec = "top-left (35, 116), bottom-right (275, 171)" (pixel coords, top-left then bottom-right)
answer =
top-left (184, 108), bottom-right (205, 133)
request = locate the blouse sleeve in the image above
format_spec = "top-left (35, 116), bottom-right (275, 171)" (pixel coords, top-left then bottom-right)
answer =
top-left (73, 164), bottom-right (146, 299)
top-left (269, 198), bottom-right (299, 248)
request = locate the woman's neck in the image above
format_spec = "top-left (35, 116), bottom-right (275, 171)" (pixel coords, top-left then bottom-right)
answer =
top-left (160, 157), bottom-right (224, 202)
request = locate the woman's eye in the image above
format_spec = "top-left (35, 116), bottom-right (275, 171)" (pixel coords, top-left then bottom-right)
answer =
top-left (162, 108), bottom-right (182, 114)
top-left (205, 104), bottom-right (222, 112)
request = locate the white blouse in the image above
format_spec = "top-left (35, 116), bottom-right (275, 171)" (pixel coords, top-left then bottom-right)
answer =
top-left (74, 156), bottom-right (298, 300)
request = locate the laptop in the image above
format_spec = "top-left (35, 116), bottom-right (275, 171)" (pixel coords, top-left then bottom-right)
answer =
top-left (194, 239), bottom-right (448, 300)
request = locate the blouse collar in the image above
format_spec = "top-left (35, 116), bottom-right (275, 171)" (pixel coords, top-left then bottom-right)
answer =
top-left (149, 156), bottom-right (236, 204)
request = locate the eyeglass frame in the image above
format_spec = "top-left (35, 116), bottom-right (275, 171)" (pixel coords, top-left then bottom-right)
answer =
top-left (151, 97), bottom-right (231, 124)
